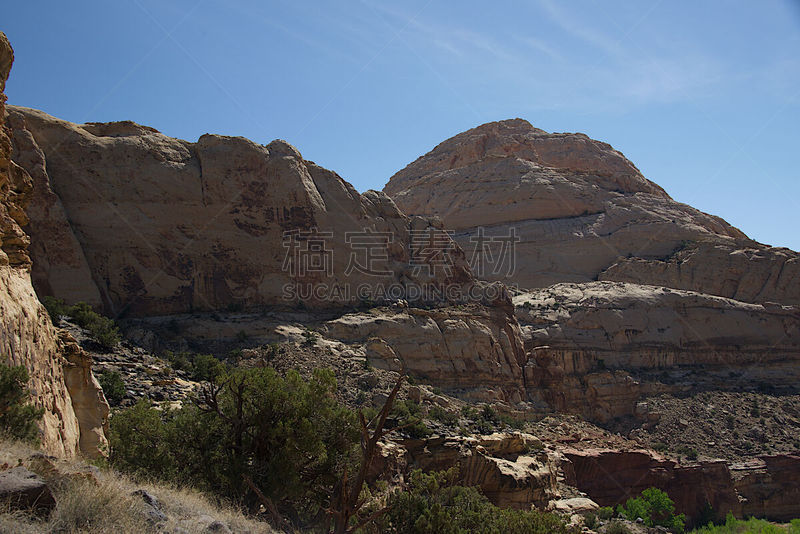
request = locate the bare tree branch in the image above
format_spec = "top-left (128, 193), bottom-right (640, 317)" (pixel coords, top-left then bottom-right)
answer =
top-left (328, 375), bottom-right (405, 534)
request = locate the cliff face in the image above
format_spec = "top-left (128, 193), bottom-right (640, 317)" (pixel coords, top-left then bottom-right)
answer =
top-left (0, 33), bottom-right (107, 458)
top-left (564, 448), bottom-right (800, 525)
top-left (8, 106), bottom-right (479, 317)
top-left (383, 119), bottom-right (800, 306)
top-left (514, 282), bottom-right (800, 422)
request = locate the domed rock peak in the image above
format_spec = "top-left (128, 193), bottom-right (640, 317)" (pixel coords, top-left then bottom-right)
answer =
top-left (384, 119), bottom-right (668, 209)
top-left (381, 120), bottom-right (800, 306)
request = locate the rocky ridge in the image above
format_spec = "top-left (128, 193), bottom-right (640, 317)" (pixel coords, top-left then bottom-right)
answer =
top-left (514, 281), bottom-right (800, 421)
top-left (8, 105), bottom-right (482, 317)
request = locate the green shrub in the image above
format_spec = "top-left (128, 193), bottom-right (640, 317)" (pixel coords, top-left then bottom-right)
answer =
top-left (473, 404), bottom-right (500, 434)
top-left (461, 406), bottom-right (479, 419)
top-left (597, 506), bottom-right (614, 520)
top-left (605, 521), bottom-right (632, 534)
top-left (107, 399), bottom-right (180, 479)
top-left (47, 301), bottom-right (121, 350)
top-left (41, 295), bottom-right (69, 325)
top-left (161, 351), bottom-right (227, 382)
top-left (677, 446), bottom-right (699, 461)
top-left (69, 302), bottom-right (121, 349)
top-left (428, 405), bottom-right (458, 426)
top-left (190, 354), bottom-right (226, 382)
top-left (584, 511), bottom-right (598, 529)
top-left (375, 469), bottom-right (577, 533)
top-left (692, 512), bottom-right (795, 533)
top-left (616, 487), bottom-right (685, 533)
top-left (109, 367), bottom-right (359, 526)
top-left (498, 412), bottom-right (525, 430)
top-left (302, 328), bottom-right (318, 346)
top-left (97, 369), bottom-right (126, 406)
top-left (0, 362), bottom-right (44, 442)
top-left (390, 399), bottom-right (431, 439)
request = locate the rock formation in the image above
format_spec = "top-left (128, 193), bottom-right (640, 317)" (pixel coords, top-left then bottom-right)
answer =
top-left (401, 432), bottom-right (560, 509)
top-left (8, 106), bottom-right (480, 317)
top-left (514, 282), bottom-right (800, 421)
top-left (563, 448), bottom-right (800, 524)
top-left (0, 32), bottom-right (107, 457)
top-left (324, 303), bottom-right (526, 403)
top-left (383, 119), bottom-right (799, 306)
top-left (601, 240), bottom-right (800, 306)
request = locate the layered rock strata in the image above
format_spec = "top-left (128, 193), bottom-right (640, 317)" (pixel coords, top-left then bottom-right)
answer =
top-left (514, 282), bottom-right (800, 421)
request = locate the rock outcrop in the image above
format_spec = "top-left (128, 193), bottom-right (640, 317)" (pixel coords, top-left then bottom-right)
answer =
top-left (563, 448), bottom-right (800, 525)
top-left (59, 332), bottom-right (110, 456)
top-left (8, 106), bottom-right (480, 317)
top-left (383, 119), bottom-right (799, 306)
top-left (732, 455), bottom-right (800, 522)
top-left (324, 303), bottom-right (526, 403)
top-left (514, 282), bottom-right (800, 421)
top-left (0, 32), bottom-right (108, 458)
top-left (600, 240), bottom-right (800, 306)
top-left (402, 432), bottom-right (560, 509)
top-left (0, 466), bottom-right (56, 515)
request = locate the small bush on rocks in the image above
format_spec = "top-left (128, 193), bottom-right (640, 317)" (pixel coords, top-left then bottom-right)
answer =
top-left (616, 487), bottom-right (685, 533)
top-left (373, 468), bottom-right (578, 534)
top-left (0, 362), bottom-right (44, 442)
top-left (41, 298), bottom-right (121, 349)
top-left (97, 369), bottom-right (126, 406)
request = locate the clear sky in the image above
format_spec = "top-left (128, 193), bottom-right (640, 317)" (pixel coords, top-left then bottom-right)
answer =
top-left (4, 1), bottom-right (799, 250)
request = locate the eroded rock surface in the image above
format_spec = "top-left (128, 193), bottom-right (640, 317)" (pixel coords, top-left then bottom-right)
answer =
top-left (514, 282), bottom-right (800, 421)
top-left (8, 106), bottom-right (478, 317)
top-left (324, 304), bottom-right (526, 403)
top-left (384, 119), bottom-right (798, 307)
top-left (600, 240), bottom-right (800, 306)
top-left (403, 432), bottom-right (560, 509)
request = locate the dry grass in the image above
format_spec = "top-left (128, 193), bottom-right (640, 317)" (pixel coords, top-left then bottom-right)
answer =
top-left (0, 439), bottom-right (277, 533)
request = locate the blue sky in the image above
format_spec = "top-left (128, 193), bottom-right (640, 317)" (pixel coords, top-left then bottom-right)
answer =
top-left (4, 1), bottom-right (800, 249)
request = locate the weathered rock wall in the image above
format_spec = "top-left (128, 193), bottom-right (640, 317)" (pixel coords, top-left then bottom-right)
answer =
top-left (564, 448), bottom-right (800, 525)
top-left (324, 303), bottom-right (527, 403)
top-left (600, 240), bottom-right (800, 307)
top-left (0, 32), bottom-right (107, 458)
top-left (514, 282), bottom-right (800, 421)
top-left (8, 106), bottom-right (476, 317)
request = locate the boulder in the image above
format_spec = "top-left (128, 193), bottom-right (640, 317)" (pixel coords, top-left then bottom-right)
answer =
top-left (0, 466), bottom-right (56, 515)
